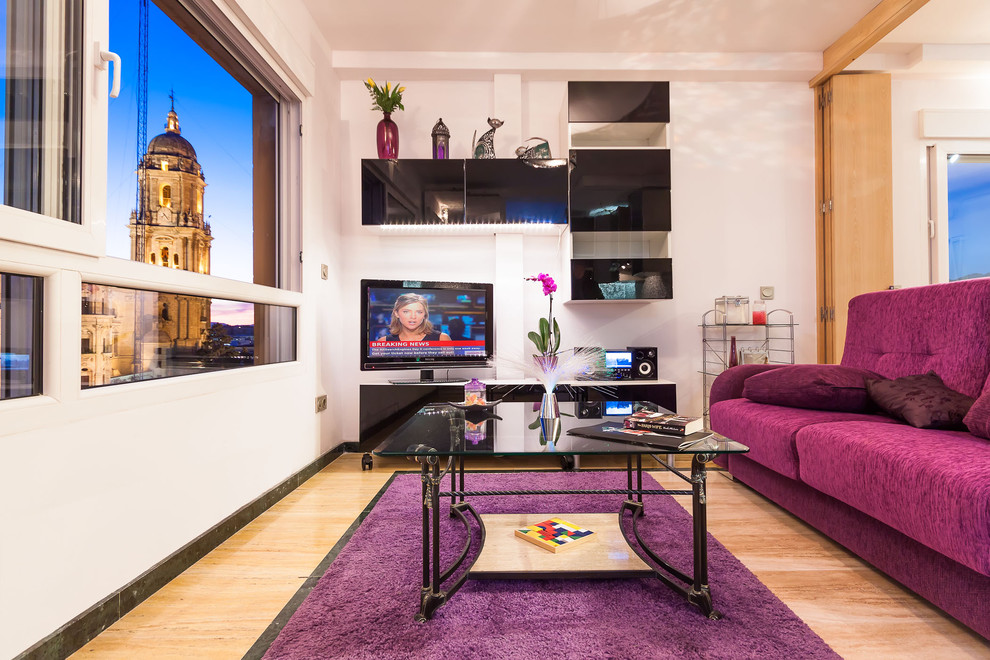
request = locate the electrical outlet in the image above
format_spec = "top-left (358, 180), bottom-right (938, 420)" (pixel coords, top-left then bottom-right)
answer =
top-left (315, 395), bottom-right (327, 413)
top-left (760, 286), bottom-right (775, 300)
top-left (320, 264), bottom-right (328, 280)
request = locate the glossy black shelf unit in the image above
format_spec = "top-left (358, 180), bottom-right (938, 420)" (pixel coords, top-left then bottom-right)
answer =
top-left (569, 149), bottom-right (671, 233)
top-left (361, 158), bottom-right (567, 226)
top-left (571, 257), bottom-right (672, 301)
top-left (566, 81), bottom-right (672, 301)
top-left (568, 81), bottom-right (670, 124)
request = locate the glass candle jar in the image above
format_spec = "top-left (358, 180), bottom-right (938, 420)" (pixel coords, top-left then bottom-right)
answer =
top-left (463, 378), bottom-right (486, 405)
top-left (752, 301), bottom-right (767, 325)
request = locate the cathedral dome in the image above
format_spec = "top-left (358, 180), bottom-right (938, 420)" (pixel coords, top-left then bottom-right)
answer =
top-left (148, 132), bottom-right (197, 159)
top-left (147, 107), bottom-right (197, 160)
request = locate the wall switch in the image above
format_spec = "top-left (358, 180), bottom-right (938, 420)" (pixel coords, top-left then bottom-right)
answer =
top-left (320, 264), bottom-right (328, 280)
top-left (760, 286), bottom-right (775, 300)
top-left (315, 395), bottom-right (327, 413)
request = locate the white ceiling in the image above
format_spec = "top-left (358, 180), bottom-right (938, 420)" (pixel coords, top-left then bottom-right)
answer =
top-left (879, 0), bottom-right (990, 45)
top-left (302, 0), bottom-right (878, 54)
top-left (856, 0), bottom-right (990, 76)
top-left (301, 0), bottom-right (990, 79)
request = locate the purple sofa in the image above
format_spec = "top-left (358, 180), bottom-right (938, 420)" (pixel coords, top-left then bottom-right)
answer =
top-left (709, 279), bottom-right (990, 639)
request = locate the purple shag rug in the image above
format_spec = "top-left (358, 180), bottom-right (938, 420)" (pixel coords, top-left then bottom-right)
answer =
top-left (263, 471), bottom-right (838, 659)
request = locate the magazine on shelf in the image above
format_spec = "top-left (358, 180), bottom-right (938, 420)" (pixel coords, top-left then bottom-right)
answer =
top-left (514, 517), bottom-right (595, 553)
top-left (623, 411), bottom-right (703, 436)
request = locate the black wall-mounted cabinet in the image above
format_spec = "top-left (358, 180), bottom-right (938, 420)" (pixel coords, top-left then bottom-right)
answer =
top-left (362, 158), bottom-right (567, 226)
top-left (569, 149), bottom-right (671, 233)
top-left (362, 159), bottom-right (464, 225)
top-left (568, 81), bottom-right (670, 124)
top-left (571, 258), bottom-right (672, 301)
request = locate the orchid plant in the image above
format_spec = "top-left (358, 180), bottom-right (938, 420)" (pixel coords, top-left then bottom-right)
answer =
top-left (526, 273), bottom-right (559, 357)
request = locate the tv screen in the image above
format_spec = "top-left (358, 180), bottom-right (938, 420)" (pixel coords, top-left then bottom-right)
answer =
top-left (360, 279), bottom-right (494, 372)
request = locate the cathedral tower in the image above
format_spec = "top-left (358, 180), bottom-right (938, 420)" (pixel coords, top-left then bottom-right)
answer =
top-left (129, 101), bottom-right (212, 273)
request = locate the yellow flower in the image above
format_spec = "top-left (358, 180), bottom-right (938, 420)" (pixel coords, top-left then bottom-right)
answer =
top-left (397, 86), bottom-right (405, 94)
top-left (384, 82), bottom-right (390, 94)
top-left (366, 77), bottom-right (375, 87)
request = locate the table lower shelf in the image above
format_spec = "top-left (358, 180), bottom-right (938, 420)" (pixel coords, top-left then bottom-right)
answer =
top-left (470, 513), bottom-right (653, 579)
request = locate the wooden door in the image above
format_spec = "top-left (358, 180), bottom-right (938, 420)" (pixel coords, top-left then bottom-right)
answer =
top-left (815, 73), bottom-right (893, 363)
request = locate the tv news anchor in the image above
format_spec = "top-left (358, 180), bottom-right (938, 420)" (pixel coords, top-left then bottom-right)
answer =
top-left (377, 293), bottom-right (451, 341)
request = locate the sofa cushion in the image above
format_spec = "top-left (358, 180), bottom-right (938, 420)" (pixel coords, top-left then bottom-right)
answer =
top-left (742, 364), bottom-right (881, 412)
top-left (963, 389), bottom-right (990, 440)
top-left (840, 279), bottom-right (990, 399)
top-left (866, 371), bottom-right (974, 430)
top-left (795, 421), bottom-right (990, 577)
top-left (709, 364), bottom-right (788, 407)
top-left (709, 399), bottom-right (899, 480)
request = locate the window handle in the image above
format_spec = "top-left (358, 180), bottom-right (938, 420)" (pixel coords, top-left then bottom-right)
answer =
top-left (99, 50), bottom-right (121, 98)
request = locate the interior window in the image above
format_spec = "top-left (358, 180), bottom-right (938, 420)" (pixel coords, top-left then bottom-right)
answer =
top-left (1, 0), bottom-right (83, 223)
top-left (946, 155), bottom-right (990, 282)
top-left (1, 273), bottom-right (43, 399)
top-left (107, 0), bottom-right (279, 285)
top-left (80, 282), bottom-right (296, 388)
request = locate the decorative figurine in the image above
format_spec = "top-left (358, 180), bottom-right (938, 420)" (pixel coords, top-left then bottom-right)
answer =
top-left (472, 117), bottom-right (503, 159)
top-left (515, 137), bottom-right (551, 159)
top-left (431, 118), bottom-right (450, 159)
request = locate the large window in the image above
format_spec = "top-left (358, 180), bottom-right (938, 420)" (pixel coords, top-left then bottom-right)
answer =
top-left (80, 283), bottom-right (295, 388)
top-left (107, 0), bottom-right (280, 286)
top-left (1, 273), bottom-right (43, 399)
top-left (1, 0), bottom-right (83, 223)
top-left (946, 155), bottom-right (990, 282)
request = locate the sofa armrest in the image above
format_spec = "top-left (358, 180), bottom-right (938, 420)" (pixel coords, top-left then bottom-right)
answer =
top-left (709, 364), bottom-right (788, 406)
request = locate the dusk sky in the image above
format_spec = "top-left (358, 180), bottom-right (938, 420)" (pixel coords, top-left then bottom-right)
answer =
top-left (210, 299), bottom-right (255, 326)
top-left (107, 0), bottom-right (254, 283)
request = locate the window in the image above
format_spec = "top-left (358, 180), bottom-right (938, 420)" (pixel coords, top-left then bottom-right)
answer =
top-left (946, 155), bottom-right (990, 282)
top-left (1, 273), bottom-right (43, 399)
top-left (80, 283), bottom-right (296, 388)
top-left (0, 1), bottom-right (83, 224)
top-left (107, 0), bottom-right (282, 286)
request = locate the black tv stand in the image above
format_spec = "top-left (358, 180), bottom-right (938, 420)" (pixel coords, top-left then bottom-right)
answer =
top-left (388, 369), bottom-right (468, 385)
top-left (358, 378), bottom-right (678, 455)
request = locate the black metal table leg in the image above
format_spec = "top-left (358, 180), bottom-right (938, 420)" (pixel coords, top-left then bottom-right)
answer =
top-left (627, 454), bottom-right (633, 499)
top-left (688, 454), bottom-right (722, 620)
top-left (417, 456), bottom-right (445, 622)
top-left (636, 454), bottom-right (644, 505)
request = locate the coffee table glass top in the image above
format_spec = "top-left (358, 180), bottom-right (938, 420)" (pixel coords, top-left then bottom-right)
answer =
top-left (373, 401), bottom-right (749, 457)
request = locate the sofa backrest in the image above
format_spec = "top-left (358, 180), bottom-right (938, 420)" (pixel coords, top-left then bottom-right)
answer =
top-left (841, 278), bottom-right (990, 399)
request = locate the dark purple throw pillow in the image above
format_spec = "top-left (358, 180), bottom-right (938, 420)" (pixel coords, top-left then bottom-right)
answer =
top-left (962, 389), bottom-right (990, 440)
top-left (865, 371), bottom-right (974, 430)
top-left (742, 365), bottom-right (882, 412)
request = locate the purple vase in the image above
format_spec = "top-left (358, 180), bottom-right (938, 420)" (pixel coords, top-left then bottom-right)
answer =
top-left (377, 112), bottom-right (399, 159)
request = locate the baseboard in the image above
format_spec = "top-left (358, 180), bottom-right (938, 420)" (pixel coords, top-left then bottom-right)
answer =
top-left (14, 447), bottom-right (344, 660)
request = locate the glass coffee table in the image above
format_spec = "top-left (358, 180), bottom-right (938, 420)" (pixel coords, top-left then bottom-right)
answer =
top-left (373, 400), bottom-right (749, 622)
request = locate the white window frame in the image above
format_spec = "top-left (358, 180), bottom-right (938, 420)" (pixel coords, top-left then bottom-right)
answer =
top-left (927, 141), bottom-right (990, 283)
top-left (0, 2), bottom-right (105, 256)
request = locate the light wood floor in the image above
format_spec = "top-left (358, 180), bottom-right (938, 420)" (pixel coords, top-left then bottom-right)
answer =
top-left (72, 453), bottom-right (989, 659)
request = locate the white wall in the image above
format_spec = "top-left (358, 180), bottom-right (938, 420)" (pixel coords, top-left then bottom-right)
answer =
top-left (0, 1), bottom-right (342, 656)
top-left (338, 76), bottom-right (818, 444)
top-left (890, 77), bottom-right (990, 287)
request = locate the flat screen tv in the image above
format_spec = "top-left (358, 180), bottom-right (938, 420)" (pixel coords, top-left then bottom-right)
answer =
top-left (360, 279), bottom-right (494, 379)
